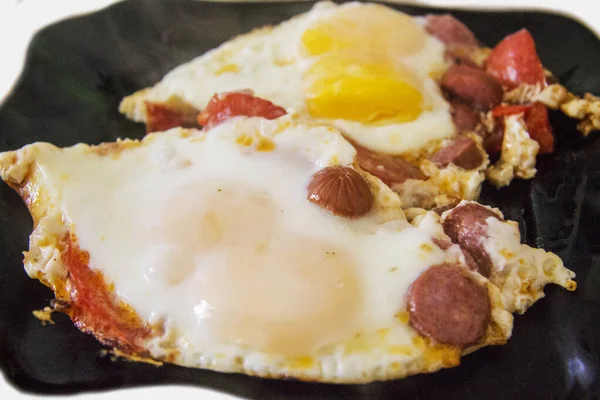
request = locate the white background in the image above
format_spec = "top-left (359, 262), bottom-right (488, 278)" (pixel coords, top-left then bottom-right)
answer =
top-left (0, 1), bottom-right (598, 399)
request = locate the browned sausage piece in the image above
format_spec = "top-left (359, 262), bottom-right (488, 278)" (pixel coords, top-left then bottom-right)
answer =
top-left (430, 137), bottom-right (484, 170)
top-left (425, 14), bottom-right (478, 48)
top-left (407, 263), bottom-right (491, 347)
top-left (483, 122), bottom-right (505, 155)
top-left (349, 141), bottom-right (425, 186)
top-left (307, 166), bottom-right (373, 218)
top-left (450, 101), bottom-right (480, 132)
top-left (461, 249), bottom-right (480, 273)
top-left (441, 64), bottom-right (504, 110)
top-left (432, 237), bottom-right (481, 272)
top-left (432, 237), bottom-right (452, 250)
top-left (445, 50), bottom-right (480, 69)
top-left (442, 203), bottom-right (503, 277)
top-left (431, 199), bottom-right (460, 215)
top-left (432, 203), bottom-right (458, 216)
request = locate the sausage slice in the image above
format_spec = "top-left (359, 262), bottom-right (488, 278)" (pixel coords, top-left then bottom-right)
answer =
top-left (430, 137), bottom-right (484, 170)
top-left (450, 101), bottom-right (480, 132)
top-left (350, 141), bottom-right (425, 186)
top-left (442, 203), bottom-right (502, 277)
top-left (407, 263), bottom-right (491, 347)
top-left (432, 237), bottom-right (481, 272)
top-left (441, 64), bottom-right (504, 110)
top-left (483, 122), bottom-right (505, 155)
top-left (445, 50), bottom-right (480, 69)
top-left (425, 14), bottom-right (478, 48)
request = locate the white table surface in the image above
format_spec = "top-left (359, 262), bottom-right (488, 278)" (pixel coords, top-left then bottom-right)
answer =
top-left (0, 1), bottom-right (598, 399)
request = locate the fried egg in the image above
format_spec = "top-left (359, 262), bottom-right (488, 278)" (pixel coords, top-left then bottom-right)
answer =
top-left (0, 116), bottom-right (576, 382)
top-left (120, 1), bottom-right (454, 155)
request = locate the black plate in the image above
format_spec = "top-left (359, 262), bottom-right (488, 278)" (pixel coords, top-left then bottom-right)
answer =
top-left (1, 1), bottom-right (599, 398)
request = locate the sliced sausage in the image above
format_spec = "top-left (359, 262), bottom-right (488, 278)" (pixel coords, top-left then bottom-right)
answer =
top-left (441, 64), bottom-right (504, 110)
top-left (432, 200), bottom-right (460, 216)
top-left (432, 237), bottom-right (452, 250)
top-left (442, 203), bottom-right (503, 277)
top-left (432, 237), bottom-right (480, 272)
top-left (145, 102), bottom-right (200, 133)
top-left (483, 122), bottom-right (505, 155)
top-left (430, 137), bottom-right (484, 170)
top-left (445, 50), bottom-right (480, 69)
top-left (450, 101), bottom-right (480, 132)
top-left (307, 166), bottom-right (373, 218)
top-left (425, 14), bottom-right (478, 48)
top-left (461, 248), bottom-right (480, 273)
top-left (407, 263), bottom-right (491, 347)
top-left (350, 141), bottom-right (425, 186)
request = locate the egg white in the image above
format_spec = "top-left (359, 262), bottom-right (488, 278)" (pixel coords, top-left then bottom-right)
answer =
top-left (0, 116), bottom-right (579, 382)
top-left (0, 1), bottom-right (579, 383)
top-left (0, 117), bottom-right (505, 381)
top-left (121, 1), bottom-right (455, 155)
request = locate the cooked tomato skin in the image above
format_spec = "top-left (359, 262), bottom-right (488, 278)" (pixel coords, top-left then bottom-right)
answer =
top-left (144, 101), bottom-right (199, 133)
top-left (486, 29), bottom-right (545, 90)
top-left (197, 91), bottom-right (287, 129)
top-left (63, 235), bottom-right (150, 354)
top-left (524, 102), bottom-right (554, 154)
top-left (490, 102), bottom-right (554, 154)
top-left (491, 104), bottom-right (529, 118)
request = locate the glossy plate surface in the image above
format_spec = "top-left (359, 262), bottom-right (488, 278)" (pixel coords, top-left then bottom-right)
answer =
top-left (0, 1), bottom-right (599, 398)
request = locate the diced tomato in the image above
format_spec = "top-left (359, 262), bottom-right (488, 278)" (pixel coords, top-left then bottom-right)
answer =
top-left (524, 102), bottom-right (554, 154)
top-left (491, 104), bottom-right (529, 118)
top-left (486, 29), bottom-right (545, 90)
top-left (489, 101), bottom-right (554, 154)
top-left (197, 90), bottom-right (287, 129)
top-left (144, 101), bottom-right (199, 133)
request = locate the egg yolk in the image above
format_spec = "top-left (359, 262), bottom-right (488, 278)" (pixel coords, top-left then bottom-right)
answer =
top-left (301, 5), bottom-right (427, 124)
top-left (146, 184), bottom-right (362, 355)
top-left (304, 53), bottom-right (423, 123)
top-left (301, 4), bottom-right (426, 58)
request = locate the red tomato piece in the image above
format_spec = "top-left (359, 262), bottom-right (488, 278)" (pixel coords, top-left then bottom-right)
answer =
top-left (489, 101), bottom-right (554, 154)
top-left (491, 104), bottom-right (530, 118)
top-left (144, 102), bottom-right (199, 133)
top-left (197, 90), bottom-right (287, 129)
top-left (524, 102), bottom-right (554, 154)
top-left (486, 29), bottom-right (545, 90)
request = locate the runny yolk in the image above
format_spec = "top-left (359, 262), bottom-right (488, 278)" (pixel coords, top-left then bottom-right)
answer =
top-left (304, 53), bottom-right (423, 124)
top-left (300, 5), bottom-right (427, 124)
top-left (147, 184), bottom-right (363, 356)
